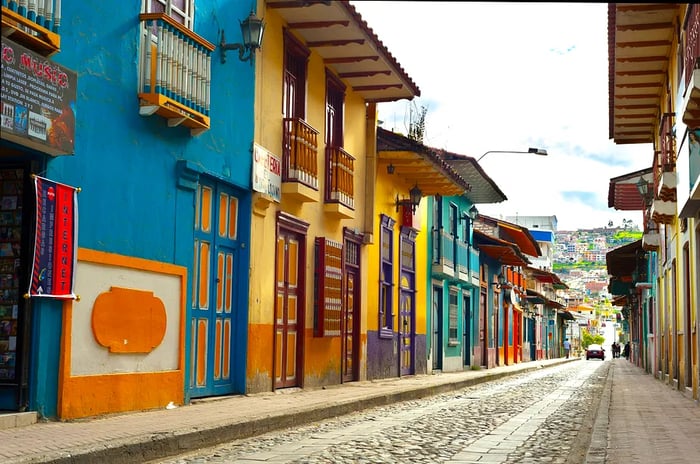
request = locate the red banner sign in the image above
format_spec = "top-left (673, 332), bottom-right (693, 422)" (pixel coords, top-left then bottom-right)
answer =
top-left (27, 175), bottom-right (78, 299)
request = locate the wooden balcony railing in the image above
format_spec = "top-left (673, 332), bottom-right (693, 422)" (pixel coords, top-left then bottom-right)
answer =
top-left (282, 118), bottom-right (319, 190)
top-left (138, 13), bottom-right (214, 135)
top-left (1, 1), bottom-right (61, 55)
top-left (432, 229), bottom-right (455, 270)
top-left (684, 3), bottom-right (699, 89)
top-left (325, 146), bottom-right (355, 209)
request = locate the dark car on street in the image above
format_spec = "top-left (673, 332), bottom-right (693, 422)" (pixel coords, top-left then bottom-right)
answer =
top-left (586, 344), bottom-right (605, 360)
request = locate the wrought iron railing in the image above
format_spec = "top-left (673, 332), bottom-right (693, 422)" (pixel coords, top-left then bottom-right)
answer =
top-left (282, 117), bottom-right (319, 189)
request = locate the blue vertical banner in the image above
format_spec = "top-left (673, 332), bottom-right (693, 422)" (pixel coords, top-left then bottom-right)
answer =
top-left (27, 175), bottom-right (79, 299)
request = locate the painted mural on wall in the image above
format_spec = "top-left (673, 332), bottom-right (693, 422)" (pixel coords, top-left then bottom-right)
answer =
top-left (0, 37), bottom-right (76, 156)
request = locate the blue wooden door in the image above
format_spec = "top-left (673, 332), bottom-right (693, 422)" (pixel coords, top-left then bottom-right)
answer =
top-left (190, 180), bottom-right (241, 397)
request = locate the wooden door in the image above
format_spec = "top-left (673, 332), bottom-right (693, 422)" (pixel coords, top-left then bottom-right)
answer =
top-left (275, 232), bottom-right (302, 388)
top-left (190, 181), bottom-right (240, 397)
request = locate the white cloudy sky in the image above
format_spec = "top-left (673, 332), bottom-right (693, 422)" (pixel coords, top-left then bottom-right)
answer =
top-left (351, 1), bottom-right (654, 231)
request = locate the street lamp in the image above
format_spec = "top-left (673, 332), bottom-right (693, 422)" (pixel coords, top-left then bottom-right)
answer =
top-left (477, 147), bottom-right (548, 162)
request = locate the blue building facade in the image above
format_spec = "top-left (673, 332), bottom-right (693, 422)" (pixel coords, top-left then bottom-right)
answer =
top-left (1, 0), bottom-right (255, 418)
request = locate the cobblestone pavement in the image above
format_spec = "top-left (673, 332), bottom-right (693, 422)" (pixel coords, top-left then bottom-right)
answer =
top-left (150, 361), bottom-right (609, 464)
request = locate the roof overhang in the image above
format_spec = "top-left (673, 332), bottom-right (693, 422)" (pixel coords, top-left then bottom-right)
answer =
top-left (525, 266), bottom-right (569, 290)
top-left (439, 152), bottom-right (508, 204)
top-left (474, 230), bottom-right (531, 266)
top-left (606, 239), bottom-right (643, 276)
top-left (268, 0), bottom-right (420, 102)
top-left (608, 3), bottom-right (678, 144)
top-left (377, 128), bottom-right (472, 196)
top-left (608, 167), bottom-right (653, 210)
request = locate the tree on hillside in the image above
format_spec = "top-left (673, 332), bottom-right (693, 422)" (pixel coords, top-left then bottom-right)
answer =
top-left (582, 329), bottom-right (604, 349)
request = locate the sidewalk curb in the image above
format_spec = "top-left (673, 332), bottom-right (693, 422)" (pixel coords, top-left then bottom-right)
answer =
top-left (13, 359), bottom-right (578, 464)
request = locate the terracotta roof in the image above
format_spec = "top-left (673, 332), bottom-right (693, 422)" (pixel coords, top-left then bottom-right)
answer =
top-left (268, 0), bottom-right (420, 102)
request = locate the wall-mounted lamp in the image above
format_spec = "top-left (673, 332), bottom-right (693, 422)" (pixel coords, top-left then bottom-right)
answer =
top-left (395, 184), bottom-right (422, 213)
top-left (636, 176), bottom-right (653, 206)
top-left (220, 11), bottom-right (265, 64)
top-left (477, 147), bottom-right (548, 162)
top-left (387, 163), bottom-right (395, 174)
top-left (492, 272), bottom-right (510, 290)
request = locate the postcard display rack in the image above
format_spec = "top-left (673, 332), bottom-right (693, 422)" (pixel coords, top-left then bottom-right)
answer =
top-left (0, 168), bottom-right (22, 382)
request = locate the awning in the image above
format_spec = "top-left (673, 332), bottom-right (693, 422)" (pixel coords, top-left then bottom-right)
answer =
top-left (525, 266), bottom-right (569, 290)
top-left (474, 230), bottom-right (531, 266)
top-left (526, 289), bottom-right (546, 304)
top-left (606, 239), bottom-right (643, 278)
top-left (559, 311), bottom-right (575, 321)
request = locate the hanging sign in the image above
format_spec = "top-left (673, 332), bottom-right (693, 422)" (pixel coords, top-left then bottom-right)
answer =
top-left (0, 37), bottom-right (77, 156)
top-left (27, 175), bottom-right (79, 299)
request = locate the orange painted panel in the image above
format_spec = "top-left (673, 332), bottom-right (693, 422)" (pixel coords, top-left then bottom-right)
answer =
top-left (191, 241), bottom-right (199, 308)
top-left (287, 240), bottom-right (298, 287)
top-left (198, 242), bottom-right (210, 309)
top-left (276, 293), bottom-right (284, 324)
top-left (246, 323), bottom-right (274, 380)
top-left (275, 330), bottom-right (283, 380)
top-left (200, 185), bottom-right (212, 232)
top-left (225, 253), bottom-right (233, 313)
top-left (288, 295), bottom-right (297, 322)
top-left (196, 319), bottom-right (207, 386)
top-left (228, 197), bottom-right (238, 239)
top-left (286, 332), bottom-right (296, 379)
top-left (92, 287), bottom-right (167, 353)
top-left (223, 319), bottom-right (231, 379)
top-left (214, 319), bottom-right (222, 380)
top-left (59, 371), bottom-right (184, 420)
top-left (276, 238), bottom-right (284, 283)
top-left (216, 251), bottom-right (224, 313)
top-left (218, 192), bottom-right (228, 238)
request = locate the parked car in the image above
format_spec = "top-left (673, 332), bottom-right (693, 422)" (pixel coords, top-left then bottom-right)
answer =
top-left (586, 344), bottom-right (605, 360)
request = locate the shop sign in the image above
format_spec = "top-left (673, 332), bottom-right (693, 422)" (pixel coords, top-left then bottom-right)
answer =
top-left (252, 143), bottom-right (281, 202)
top-left (27, 175), bottom-right (79, 299)
top-left (0, 37), bottom-right (77, 156)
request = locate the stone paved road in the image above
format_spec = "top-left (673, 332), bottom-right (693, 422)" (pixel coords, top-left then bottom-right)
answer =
top-left (150, 361), bottom-right (609, 464)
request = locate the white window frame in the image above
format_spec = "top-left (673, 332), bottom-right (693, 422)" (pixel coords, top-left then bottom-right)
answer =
top-left (143, 0), bottom-right (194, 29)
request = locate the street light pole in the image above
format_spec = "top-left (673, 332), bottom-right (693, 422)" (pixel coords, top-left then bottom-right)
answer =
top-left (477, 147), bottom-right (548, 162)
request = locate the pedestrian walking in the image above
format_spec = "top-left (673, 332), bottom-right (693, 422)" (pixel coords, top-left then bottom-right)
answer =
top-left (563, 338), bottom-right (571, 359)
top-left (623, 341), bottom-right (630, 360)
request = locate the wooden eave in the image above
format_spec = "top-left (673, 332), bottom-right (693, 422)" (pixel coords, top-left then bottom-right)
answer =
top-left (608, 3), bottom-right (679, 144)
top-left (377, 128), bottom-right (471, 197)
top-left (268, 0), bottom-right (420, 102)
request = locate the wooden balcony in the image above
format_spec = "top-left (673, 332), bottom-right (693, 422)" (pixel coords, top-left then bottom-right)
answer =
top-left (1, 1), bottom-right (61, 56)
top-left (282, 118), bottom-right (319, 203)
top-left (324, 146), bottom-right (354, 219)
top-left (137, 13), bottom-right (214, 136)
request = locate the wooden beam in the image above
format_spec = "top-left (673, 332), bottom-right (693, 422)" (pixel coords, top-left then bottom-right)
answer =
top-left (617, 40), bottom-right (672, 48)
top-left (353, 84), bottom-right (403, 91)
top-left (306, 38), bottom-right (364, 47)
top-left (339, 70), bottom-right (392, 78)
top-left (325, 55), bottom-right (379, 64)
top-left (287, 20), bottom-right (349, 29)
top-left (616, 22), bottom-right (674, 32)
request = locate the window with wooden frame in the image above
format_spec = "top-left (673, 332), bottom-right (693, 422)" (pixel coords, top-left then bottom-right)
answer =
top-left (448, 288), bottom-right (458, 345)
top-left (138, 0), bottom-right (214, 135)
top-left (282, 31), bottom-right (318, 188)
top-left (379, 215), bottom-right (396, 338)
top-left (325, 71), bottom-right (354, 209)
top-left (314, 237), bottom-right (343, 337)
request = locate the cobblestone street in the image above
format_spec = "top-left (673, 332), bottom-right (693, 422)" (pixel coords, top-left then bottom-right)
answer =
top-left (151, 361), bottom-right (609, 464)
